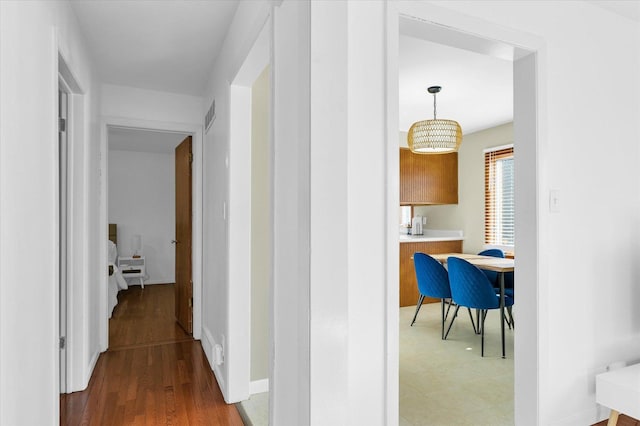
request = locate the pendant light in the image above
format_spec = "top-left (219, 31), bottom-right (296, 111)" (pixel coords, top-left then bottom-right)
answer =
top-left (407, 86), bottom-right (462, 154)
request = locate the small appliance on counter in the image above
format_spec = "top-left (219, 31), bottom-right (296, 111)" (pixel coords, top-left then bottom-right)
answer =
top-left (411, 216), bottom-right (423, 235)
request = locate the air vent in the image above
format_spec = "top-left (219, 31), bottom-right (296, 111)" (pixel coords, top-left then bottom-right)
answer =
top-left (205, 98), bottom-right (216, 134)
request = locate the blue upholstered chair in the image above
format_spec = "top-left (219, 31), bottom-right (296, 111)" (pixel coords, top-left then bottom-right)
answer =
top-left (478, 248), bottom-right (504, 285)
top-left (479, 248), bottom-right (514, 327)
top-left (411, 252), bottom-right (476, 339)
top-left (446, 257), bottom-right (515, 357)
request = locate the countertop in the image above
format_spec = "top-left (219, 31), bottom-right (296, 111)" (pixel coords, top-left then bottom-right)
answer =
top-left (399, 229), bottom-right (464, 243)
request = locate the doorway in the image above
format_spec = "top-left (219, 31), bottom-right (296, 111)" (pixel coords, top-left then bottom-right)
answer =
top-left (397, 18), bottom-right (516, 425)
top-left (105, 126), bottom-right (197, 348)
top-left (391, 5), bottom-right (540, 424)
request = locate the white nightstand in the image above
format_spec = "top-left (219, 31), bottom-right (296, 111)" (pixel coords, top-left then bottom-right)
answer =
top-left (117, 256), bottom-right (146, 288)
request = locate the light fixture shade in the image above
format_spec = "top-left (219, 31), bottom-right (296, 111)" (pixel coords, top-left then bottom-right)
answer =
top-left (408, 119), bottom-right (462, 154)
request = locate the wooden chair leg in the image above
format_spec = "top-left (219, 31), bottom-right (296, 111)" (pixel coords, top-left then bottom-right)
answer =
top-left (607, 409), bottom-right (619, 426)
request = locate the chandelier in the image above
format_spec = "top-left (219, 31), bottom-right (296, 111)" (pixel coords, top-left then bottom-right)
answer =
top-left (407, 86), bottom-right (462, 154)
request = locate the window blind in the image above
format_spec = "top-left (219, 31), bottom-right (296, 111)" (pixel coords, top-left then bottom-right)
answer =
top-left (485, 146), bottom-right (514, 246)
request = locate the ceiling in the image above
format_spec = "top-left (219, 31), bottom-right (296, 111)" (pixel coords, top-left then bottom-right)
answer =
top-left (71, 0), bottom-right (239, 96)
top-left (587, 1), bottom-right (640, 22)
top-left (72, 0), bottom-right (638, 151)
top-left (399, 34), bottom-right (513, 135)
top-left (108, 127), bottom-right (188, 154)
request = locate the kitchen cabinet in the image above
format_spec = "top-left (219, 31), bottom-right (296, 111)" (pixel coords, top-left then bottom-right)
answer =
top-left (400, 148), bottom-right (458, 205)
top-left (399, 240), bottom-right (462, 307)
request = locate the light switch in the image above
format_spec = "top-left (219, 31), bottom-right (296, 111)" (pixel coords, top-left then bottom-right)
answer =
top-left (549, 189), bottom-right (560, 213)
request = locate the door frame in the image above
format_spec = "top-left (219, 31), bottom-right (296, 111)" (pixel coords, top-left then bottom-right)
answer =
top-left (98, 117), bottom-right (204, 351)
top-left (57, 50), bottom-right (85, 394)
top-left (391, 3), bottom-right (544, 423)
top-left (226, 14), bottom-right (271, 403)
top-left (57, 77), bottom-right (69, 394)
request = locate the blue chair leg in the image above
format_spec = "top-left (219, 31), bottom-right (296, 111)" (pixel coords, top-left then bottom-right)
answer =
top-left (481, 310), bottom-right (487, 357)
top-left (444, 304), bottom-right (460, 340)
top-left (466, 308), bottom-right (477, 334)
top-left (410, 295), bottom-right (425, 326)
top-left (441, 299), bottom-right (453, 339)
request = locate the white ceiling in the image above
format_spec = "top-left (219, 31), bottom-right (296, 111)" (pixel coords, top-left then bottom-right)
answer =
top-left (399, 34), bottom-right (513, 135)
top-left (71, 0), bottom-right (239, 96)
top-left (108, 127), bottom-right (188, 154)
top-left (587, 1), bottom-right (640, 23)
top-left (72, 0), bottom-right (638, 149)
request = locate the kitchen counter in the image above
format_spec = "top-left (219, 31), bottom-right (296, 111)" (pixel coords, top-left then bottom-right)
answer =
top-left (399, 229), bottom-right (463, 243)
top-left (398, 233), bottom-right (463, 306)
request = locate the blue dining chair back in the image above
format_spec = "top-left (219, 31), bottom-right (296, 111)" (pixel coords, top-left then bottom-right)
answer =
top-left (479, 248), bottom-right (514, 304)
top-left (447, 256), bottom-right (514, 356)
top-left (414, 252), bottom-right (451, 299)
top-left (448, 257), bottom-right (501, 310)
top-left (478, 248), bottom-right (504, 286)
top-left (412, 253), bottom-right (477, 339)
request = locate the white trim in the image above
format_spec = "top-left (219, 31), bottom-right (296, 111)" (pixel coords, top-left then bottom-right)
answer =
top-left (250, 379), bottom-right (269, 395)
top-left (385, 2), bottom-right (400, 424)
top-left (99, 116), bottom-right (204, 352)
top-left (226, 14), bottom-right (271, 405)
top-left (202, 325), bottom-right (228, 400)
top-left (483, 143), bottom-right (514, 154)
top-left (83, 349), bottom-right (100, 389)
top-left (57, 46), bottom-right (92, 394)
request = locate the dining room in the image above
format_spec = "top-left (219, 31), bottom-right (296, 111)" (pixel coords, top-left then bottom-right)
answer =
top-left (398, 24), bottom-right (516, 425)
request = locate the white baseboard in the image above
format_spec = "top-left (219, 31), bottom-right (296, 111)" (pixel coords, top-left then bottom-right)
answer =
top-left (81, 349), bottom-right (100, 390)
top-left (201, 326), bottom-right (215, 366)
top-left (201, 326), bottom-right (228, 399)
top-left (250, 378), bottom-right (269, 395)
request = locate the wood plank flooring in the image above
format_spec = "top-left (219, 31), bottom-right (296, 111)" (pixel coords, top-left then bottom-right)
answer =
top-left (109, 284), bottom-right (192, 350)
top-left (61, 284), bottom-right (243, 425)
top-left (594, 414), bottom-right (640, 426)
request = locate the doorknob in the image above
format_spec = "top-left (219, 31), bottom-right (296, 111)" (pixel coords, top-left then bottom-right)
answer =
top-left (171, 240), bottom-right (179, 244)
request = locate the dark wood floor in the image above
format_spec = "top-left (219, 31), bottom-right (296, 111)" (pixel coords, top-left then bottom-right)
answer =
top-left (109, 284), bottom-right (192, 350)
top-left (594, 414), bottom-right (640, 426)
top-left (61, 284), bottom-right (243, 425)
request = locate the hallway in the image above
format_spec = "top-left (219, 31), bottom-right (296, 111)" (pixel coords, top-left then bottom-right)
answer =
top-left (60, 285), bottom-right (243, 425)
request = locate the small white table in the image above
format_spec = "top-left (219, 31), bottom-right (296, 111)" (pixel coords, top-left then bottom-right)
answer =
top-left (596, 363), bottom-right (640, 425)
top-left (116, 256), bottom-right (146, 288)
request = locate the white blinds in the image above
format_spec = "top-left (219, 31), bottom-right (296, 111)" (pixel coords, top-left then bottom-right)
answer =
top-left (484, 146), bottom-right (514, 246)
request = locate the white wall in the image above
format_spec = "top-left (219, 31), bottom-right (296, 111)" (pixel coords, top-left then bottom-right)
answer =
top-left (411, 123), bottom-right (514, 254)
top-left (108, 149), bottom-right (176, 284)
top-left (271, 1), bottom-right (395, 424)
top-left (0, 0), bottom-right (101, 423)
top-left (399, 1), bottom-right (640, 425)
top-left (199, 0), bottom-right (271, 405)
top-left (102, 83), bottom-right (203, 124)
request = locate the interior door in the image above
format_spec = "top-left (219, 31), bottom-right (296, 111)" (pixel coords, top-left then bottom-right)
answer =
top-left (175, 136), bottom-right (193, 334)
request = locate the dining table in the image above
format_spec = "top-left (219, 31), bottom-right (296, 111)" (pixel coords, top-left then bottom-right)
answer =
top-left (430, 253), bottom-right (515, 358)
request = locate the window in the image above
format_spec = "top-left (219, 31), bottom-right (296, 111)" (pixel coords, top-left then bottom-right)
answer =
top-left (485, 145), bottom-right (514, 247)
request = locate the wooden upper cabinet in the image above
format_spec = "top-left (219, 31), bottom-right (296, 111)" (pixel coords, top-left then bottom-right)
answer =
top-left (399, 148), bottom-right (458, 205)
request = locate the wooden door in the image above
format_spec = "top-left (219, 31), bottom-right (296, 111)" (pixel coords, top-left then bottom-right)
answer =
top-left (175, 136), bottom-right (193, 334)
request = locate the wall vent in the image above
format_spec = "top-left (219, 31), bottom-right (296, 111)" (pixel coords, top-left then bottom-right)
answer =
top-left (205, 98), bottom-right (216, 134)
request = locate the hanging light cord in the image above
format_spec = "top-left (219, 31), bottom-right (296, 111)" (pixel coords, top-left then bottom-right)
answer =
top-left (432, 92), bottom-right (437, 119)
